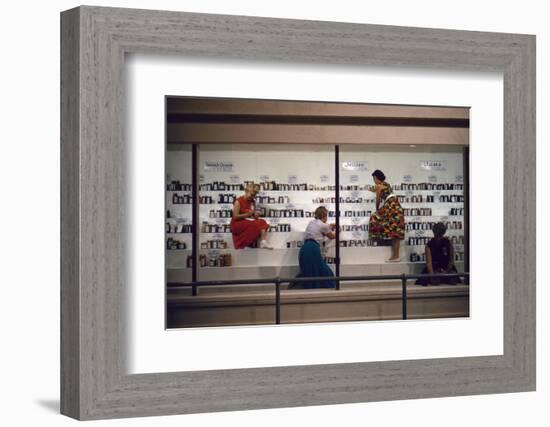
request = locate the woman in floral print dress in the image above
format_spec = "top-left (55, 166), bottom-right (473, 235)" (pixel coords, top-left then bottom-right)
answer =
top-left (368, 169), bottom-right (405, 262)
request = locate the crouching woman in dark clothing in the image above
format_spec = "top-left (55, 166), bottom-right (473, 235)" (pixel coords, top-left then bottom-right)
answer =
top-left (291, 206), bottom-right (337, 289)
top-left (415, 222), bottom-right (461, 286)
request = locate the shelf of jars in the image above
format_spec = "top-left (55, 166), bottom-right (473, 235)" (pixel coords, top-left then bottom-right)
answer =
top-left (197, 180), bottom-right (464, 192)
top-left (166, 181), bottom-right (193, 269)
top-left (177, 240), bottom-right (466, 269)
top-left (198, 192), bottom-right (460, 204)
top-left (166, 179), bottom-right (465, 269)
top-left (167, 246), bottom-right (466, 269)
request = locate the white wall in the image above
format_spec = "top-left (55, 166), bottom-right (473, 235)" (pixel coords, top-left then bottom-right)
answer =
top-left (1, 1), bottom-right (547, 426)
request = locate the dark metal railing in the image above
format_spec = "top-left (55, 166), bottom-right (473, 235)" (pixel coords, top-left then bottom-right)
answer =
top-left (167, 272), bottom-right (469, 324)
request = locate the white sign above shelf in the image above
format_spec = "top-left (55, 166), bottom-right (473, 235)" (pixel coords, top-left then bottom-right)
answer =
top-left (342, 160), bottom-right (368, 171)
top-left (420, 160), bottom-right (447, 171)
top-left (204, 161), bottom-right (234, 172)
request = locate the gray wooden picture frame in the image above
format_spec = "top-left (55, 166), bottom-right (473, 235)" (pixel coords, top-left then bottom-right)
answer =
top-left (60, 5), bottom-right (536, 421)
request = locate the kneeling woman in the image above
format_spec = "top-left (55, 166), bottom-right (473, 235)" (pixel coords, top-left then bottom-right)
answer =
top-left (231, 183), bottom-right (273, 249)
top-left (415, 222), bottom-right (461, 286)
top-left (295, 206), bottom-right (337, 289)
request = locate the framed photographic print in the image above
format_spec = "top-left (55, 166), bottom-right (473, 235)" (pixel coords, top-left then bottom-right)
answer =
top-left (61, 6), bottom-right (535, 420)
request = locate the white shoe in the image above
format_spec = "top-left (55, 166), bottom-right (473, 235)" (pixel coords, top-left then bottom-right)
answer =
top-left (260, 240), bottom-right (274, 250)
top-left (385, 258), bottom-right (401, 263)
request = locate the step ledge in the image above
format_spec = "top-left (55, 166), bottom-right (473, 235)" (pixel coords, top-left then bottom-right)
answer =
top-left (168, 284), bottom-right (469, 306)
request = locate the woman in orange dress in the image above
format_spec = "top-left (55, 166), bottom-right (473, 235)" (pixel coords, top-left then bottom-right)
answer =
top-left (368, 169), bottom-right (405, 262)
top-left (230, 183), bottom-right (273, 249)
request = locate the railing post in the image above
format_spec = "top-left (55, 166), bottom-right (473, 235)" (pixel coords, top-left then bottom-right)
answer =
top-left (335, 144), bottom-right (341, 290)
top-left (401, 274), bottom-right (407, 320)
top-left (275, 277), bottom-right (281, 325)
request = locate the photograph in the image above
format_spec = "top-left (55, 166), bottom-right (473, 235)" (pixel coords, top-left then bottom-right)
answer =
top-left (50, 2), bottom-right (539, 422)
top-left (0, 0), bottom-right (545, 422)
top-left (165, 96), bottom-right (470, 328)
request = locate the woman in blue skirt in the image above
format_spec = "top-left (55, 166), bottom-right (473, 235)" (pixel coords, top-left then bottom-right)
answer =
top-left (291, 206), bottom-right (337, 289)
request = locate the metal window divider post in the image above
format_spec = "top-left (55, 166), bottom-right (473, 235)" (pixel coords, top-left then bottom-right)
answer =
top-left (334, 144), bottom-right (341, 290)
top-left (275, 277), bottom-right (281, 325)
top-left (191, 143), bottom-right (198, 296)
top-left (401, 273), bottom-right (408, 320)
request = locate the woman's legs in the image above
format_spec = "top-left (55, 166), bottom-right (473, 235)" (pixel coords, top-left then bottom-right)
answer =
top-left (390, 239), bottom-right (401, 260)
top-left (258, 223), bottom-right (273, 249)
top-left (298, 240), bottom-right (333, 288)
top-left (232, 219), bottom-right (271, 249)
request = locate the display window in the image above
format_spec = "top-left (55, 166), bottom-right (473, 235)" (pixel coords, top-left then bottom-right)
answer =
top-left (338, 144), bottom-right (466, 275)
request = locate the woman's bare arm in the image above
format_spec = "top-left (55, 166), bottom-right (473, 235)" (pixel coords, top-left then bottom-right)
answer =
top-left (232, 200), bottom-right (252, 220)
top-left (373, 183), bottom-right (385, 210)
top-left (324, 223), bottom-right (337, 240)
top-left (446, 243), bottom-right (455, 272)
top-left (425, 245), bottom-right (433, 274)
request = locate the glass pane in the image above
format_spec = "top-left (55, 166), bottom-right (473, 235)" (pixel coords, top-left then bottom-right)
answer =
top-left (339, 144), bottom-right (466, 278)
top-left (165, 144), bottom-right (193, 285)
top-left (197, 144), bottom-right (335, 284)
